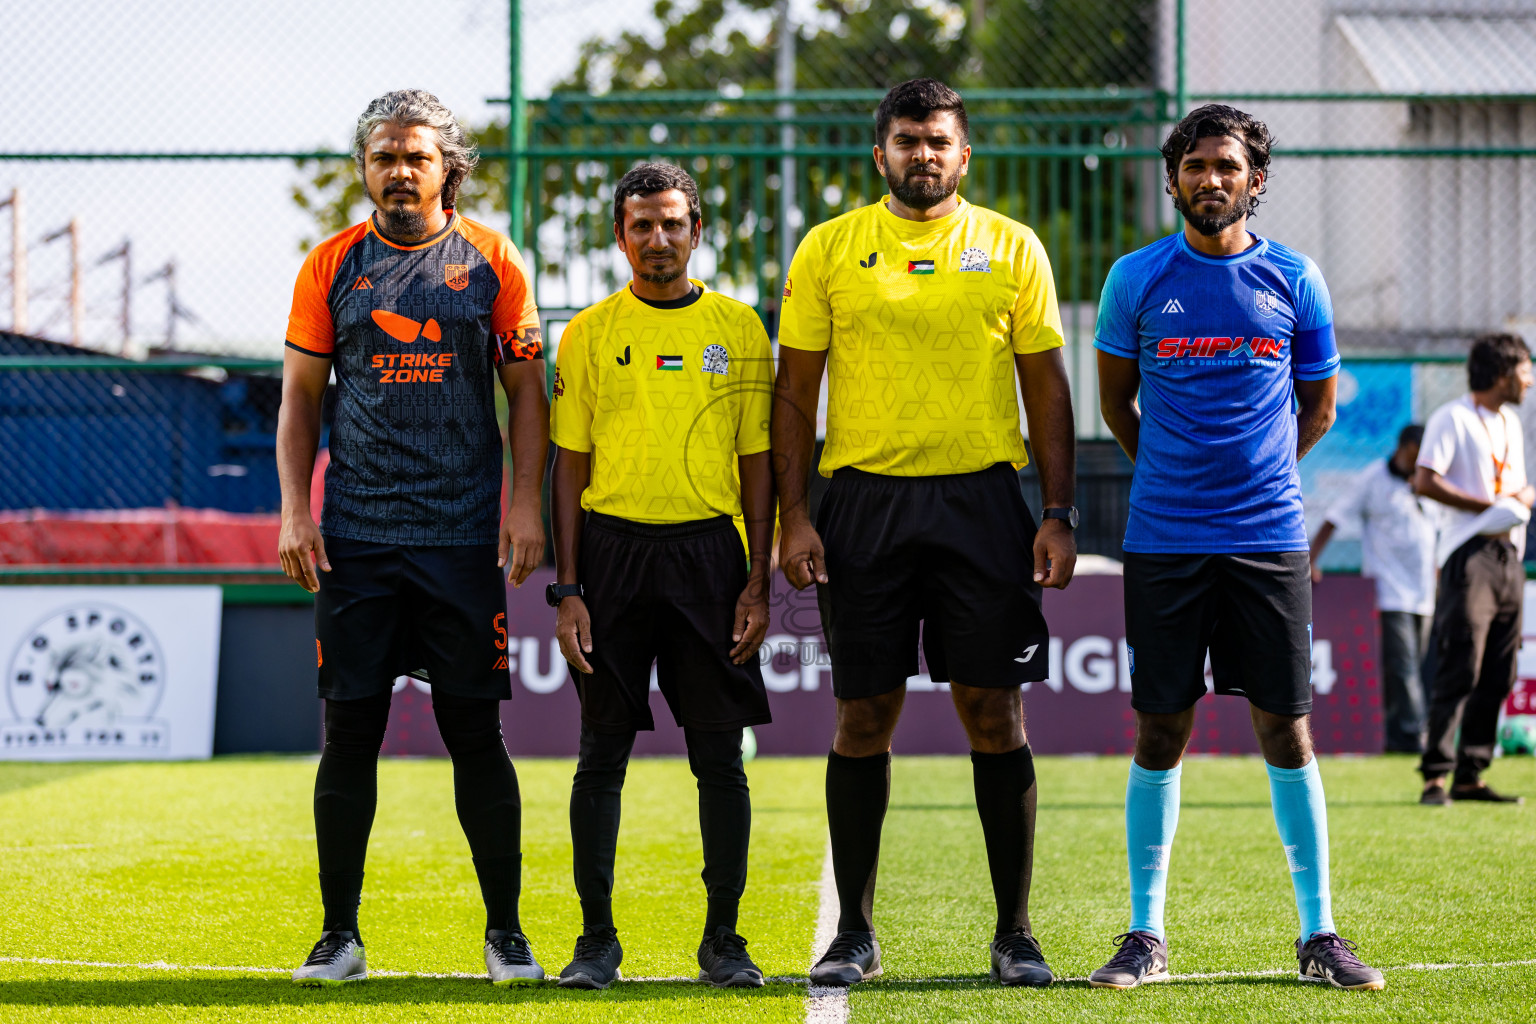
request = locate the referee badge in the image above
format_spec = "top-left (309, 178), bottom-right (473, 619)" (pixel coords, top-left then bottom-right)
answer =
top-left (702, 344), bottom-right (729, 376)
top-left (959, 247), bottom-right (991, 273)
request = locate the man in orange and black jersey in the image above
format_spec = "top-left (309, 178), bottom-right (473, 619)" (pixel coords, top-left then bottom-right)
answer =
top-left (277, 89), bottom-right (548, 987)
top-left (547, 164), bottom-right (775, 990)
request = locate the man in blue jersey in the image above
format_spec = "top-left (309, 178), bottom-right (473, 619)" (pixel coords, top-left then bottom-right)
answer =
top-left (1089, 105), bottom-right (1384, 991)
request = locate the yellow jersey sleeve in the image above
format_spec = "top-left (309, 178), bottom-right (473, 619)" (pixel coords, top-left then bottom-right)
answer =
top-left (736, 314), bottom-right (774, 456)
top-left (549, 314), bottom-right (596, 453)
top-left (1011, 230), bottom-right (1066, 355)
top-left (778, 229), bottom-right (831, 352)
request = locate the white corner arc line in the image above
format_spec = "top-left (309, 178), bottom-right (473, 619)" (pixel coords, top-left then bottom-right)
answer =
top-left (805, 838), bottom-right (849, 1024)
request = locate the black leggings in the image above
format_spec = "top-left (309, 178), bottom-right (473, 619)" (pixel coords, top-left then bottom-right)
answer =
top-left (314, 689), bottom-right (523, 936)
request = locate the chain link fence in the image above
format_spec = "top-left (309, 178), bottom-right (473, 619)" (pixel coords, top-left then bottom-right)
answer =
top-left (3, 0), bottom-right (1536, 571)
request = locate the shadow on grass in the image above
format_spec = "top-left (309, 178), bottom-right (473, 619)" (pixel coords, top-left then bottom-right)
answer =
top-left (0, 763), bottom-right (109, 798)
top-left (0, 977), bottom-right (807, 1008)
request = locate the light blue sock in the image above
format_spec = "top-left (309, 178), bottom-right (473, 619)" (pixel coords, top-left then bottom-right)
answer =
top-left (1126, 760), bottom-right (1181, 940)
top-left (1266, 757), bottom-right (1336, 940)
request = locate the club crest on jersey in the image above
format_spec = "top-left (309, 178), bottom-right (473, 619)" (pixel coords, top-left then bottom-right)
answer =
top-left (1255, 289), bottom-right (1280, 317)
top-left (959, 248), bottom-right (991, 273)
top-left (701, 344), bottom-right (729, 376)
top-left (552, 367), bottom-right (565, 398)
top-left (445, 264), bottom-right (469, 291)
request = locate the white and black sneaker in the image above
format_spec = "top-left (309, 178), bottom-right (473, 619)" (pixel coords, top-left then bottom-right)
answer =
top-left (1088, 931), bottom-right (1169, 990)
top-left (292, 931), bottom-right (367, 986)
top-left (485, 929), bottom-right (545, 986)
top-left (1297, 933), bottom-right (1385, 990)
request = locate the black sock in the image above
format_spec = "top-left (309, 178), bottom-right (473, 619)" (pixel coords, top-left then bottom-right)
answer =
top-left (971, 744), bottom-right (1037, 937)
top-left (570, 726), bottom-right (636, 934)
top-left (826, 749), bottom-right (890, 934)
top-left (686, 727), bottom-right (750, 937)
top-left (432, 691), bottom-right (524, 935)
top-left (313, 693), bottom-right (391, 942)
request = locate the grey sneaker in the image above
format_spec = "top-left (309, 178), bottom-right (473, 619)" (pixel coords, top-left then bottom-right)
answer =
top-left (1088, 931), bottom-right (1169, 990)
top-left (1297, 933), bottom-right (1385, 990)
top-left (291, 931), bottom-right (367, 986)
top-left (558, 928), bottom-right (623, 990)
top-left (990, 929), bottom-right (1054, 987)
top-left (809, 930), bottom-right (881, 987)
top-left (697, 927), bottom-right (765, 988)
top-left (485, 930), bottom-right (544, 986)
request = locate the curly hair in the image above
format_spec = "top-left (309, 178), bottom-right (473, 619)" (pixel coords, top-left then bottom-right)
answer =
top-left (1161, 104), bottom-right (1274, 200)
top-left (612, 162), bottom-right (701, 234)
top-left (353, 89), bottom-right (479, 209)
top-left (1467, 332), bottom-right (1531, 391)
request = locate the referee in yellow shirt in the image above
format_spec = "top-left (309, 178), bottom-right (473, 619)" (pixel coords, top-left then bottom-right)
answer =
top-left (775, 79), bottom-right (1078, 988)
top-left (548, 163), bottom-right (775, 990)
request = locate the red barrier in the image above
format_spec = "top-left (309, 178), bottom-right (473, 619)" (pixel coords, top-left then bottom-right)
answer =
top-left (0, 509), bottom-right (279, 565)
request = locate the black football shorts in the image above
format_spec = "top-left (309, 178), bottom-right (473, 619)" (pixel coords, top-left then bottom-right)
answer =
top-left (814, 463), bottom-right (1051, 700)
top-left (574, 512), bottom-right (771, 734)
top-left (1123, 551), bottom-right (1313, 716)
top-left (314, 536), bottom-right (511, 701)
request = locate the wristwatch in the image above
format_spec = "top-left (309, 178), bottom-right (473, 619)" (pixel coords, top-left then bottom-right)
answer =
top-left (545, 582), bottom-right (584, 607)
top-left (1042, 506), bottom-right (1079, 530)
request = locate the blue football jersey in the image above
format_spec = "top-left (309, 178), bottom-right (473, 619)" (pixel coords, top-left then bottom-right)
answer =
top-left (1093, 232), bottom-right (1340, 554)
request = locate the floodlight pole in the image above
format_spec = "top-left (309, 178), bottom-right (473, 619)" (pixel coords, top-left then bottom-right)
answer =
top-left (776, 0), bottom-right (796, 303)
top-left (0, 188), bottom-right (25, 334)
top-left (42, 218), bottom-right (82, 346)
top-left (98, 239), bottom-right (131, 355)
top-left (508, 0), bottom-right (527, 250)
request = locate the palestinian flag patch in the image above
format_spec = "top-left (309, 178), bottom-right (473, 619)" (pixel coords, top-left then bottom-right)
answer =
top-left (656, 354), bottom-right (684, 371)
top-left (908, 259), bottom-right (936, 275)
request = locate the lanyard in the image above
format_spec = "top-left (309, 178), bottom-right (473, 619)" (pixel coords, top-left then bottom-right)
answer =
top-left (1477, 405), bottom-right (1511, 495)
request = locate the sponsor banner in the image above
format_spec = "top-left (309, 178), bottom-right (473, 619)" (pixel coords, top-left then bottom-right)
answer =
top-left (379, 571), bottom-right (1383, 757)
top-left (0, 586), bottom-right (221, 760)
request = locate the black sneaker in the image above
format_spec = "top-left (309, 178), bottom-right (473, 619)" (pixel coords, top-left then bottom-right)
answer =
top-left (1451, 783), bottom-right (1524, 804)
top-left (989, 929), bottom-right (1054, 987)
top-left (697, 927), bottom-right (765, 988)
top-left (1297, 933), bottom-right (1385, 990)
top-left (485, 929), bottom-right (544, 986)
top-left (1420, 783), bottom-right (1450, 806)
top-left (1088, 931), bottom-right (1169, 990)
top-left (808, 930), bottom-right (881, 986)
top-left (558, 928), bottom-right (623, 990)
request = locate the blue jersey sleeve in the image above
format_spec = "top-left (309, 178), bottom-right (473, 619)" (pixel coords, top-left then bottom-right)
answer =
top-left (1291, 256), bottom-right (1339, 380)
top-left (1093, 257), bottom-right (1140, 359)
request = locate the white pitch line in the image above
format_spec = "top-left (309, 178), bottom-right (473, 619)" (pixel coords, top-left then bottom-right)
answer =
top-left (805, 839), bottom-right (850, 1024)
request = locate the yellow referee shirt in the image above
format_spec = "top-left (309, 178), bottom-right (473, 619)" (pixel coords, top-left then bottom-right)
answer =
top-left (779, 196), bottom-right (1064, 476)
top-left (551, 281), bottom-right (773, 523)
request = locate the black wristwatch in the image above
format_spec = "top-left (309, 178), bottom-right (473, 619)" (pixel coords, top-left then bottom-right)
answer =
top-left (545, 582), bottom-right (584, 607)
top-left (1042, 506), bottom-right (1079, 530)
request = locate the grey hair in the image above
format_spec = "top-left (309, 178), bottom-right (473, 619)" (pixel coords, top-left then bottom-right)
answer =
top-left (352, 89), bottom-right (479, 209)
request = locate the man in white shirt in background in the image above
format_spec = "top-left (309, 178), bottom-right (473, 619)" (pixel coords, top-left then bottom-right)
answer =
top-left (1413, 333), bottom-right (1533, 805)
top-left (1310, 424), bottom-right (1437, 754)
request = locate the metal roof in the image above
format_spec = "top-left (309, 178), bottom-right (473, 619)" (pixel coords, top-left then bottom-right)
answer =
top-left (1335, 13), bottom-right (1536, 94)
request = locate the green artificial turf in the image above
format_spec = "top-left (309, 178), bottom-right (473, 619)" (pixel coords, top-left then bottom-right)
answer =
top-left (0, 754), bottom-right (1532, 1023)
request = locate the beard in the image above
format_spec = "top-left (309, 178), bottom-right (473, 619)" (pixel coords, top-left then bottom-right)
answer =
top-left (886, 162), bottom-right (961, 210)
top-left (372, 180), bottom-right (441, 239)
top-left (1173, 180), bottom-right (1258, 236)
top-left (636, 249), bottom-right (684, 285)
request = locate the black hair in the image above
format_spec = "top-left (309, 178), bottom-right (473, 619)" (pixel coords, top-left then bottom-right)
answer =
top-left (612, 162), bottom-right (701, 235)
top-left (875, 78), bottom-right (969, 148)
top-left (1161, 103), bottom-right (1274, 195)
top-left (1467, 332), bottom-right (1531, 391)
top-left (1397, 424), bottom-right (1425, 448)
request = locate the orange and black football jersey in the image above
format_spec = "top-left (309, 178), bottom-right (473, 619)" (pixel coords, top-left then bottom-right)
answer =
top-left (285, 212), bottom-right (541, 546)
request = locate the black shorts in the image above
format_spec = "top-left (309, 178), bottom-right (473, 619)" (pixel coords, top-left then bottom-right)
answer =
top-left (575, 512), bottom-right (771, 734)
top-left (1123, 551), bottom-right (1313, 716)
top-left (815, 463), bottom-right (1050, 700)
top-left (315, 536), bottom-right (511, 701)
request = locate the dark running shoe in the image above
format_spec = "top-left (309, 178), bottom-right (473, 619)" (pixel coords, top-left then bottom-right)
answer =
top-left (1297, 933), bottom-right (1385, 990)
top-left (697, 927), bottom-right (765, 988)
top-left (1451, 783), bottom-right (1524, 804)
top-left (485, 929), bottom-right (544, 986)
top-left (291, 930), bottom-right (367, 986)
top-left (558, 928), bottom-right (623, 990)
top-left (989, 929), bottom-right (1054, 987)
top-left (1420, 783), bottom-right (1450, 806)
top-left (808, 930), bottom-right (881, 986)
top-left (1088, 931), bottom-right (1169, 990)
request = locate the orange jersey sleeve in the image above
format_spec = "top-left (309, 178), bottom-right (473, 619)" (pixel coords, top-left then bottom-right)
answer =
top-left (458, 217), bottom-right (541, 361)
top-left (285, 223), bottom-right (369, 355)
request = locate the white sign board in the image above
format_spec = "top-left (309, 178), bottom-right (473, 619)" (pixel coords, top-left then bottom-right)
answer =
top-left (0, 586), bottom-right (222, 760)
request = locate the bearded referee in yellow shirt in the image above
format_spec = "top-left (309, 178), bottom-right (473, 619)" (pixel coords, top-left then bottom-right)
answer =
top-left (775, 79), bottom-right (1078, 988)
top-left (548, 163), bottom-right (775, 990)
